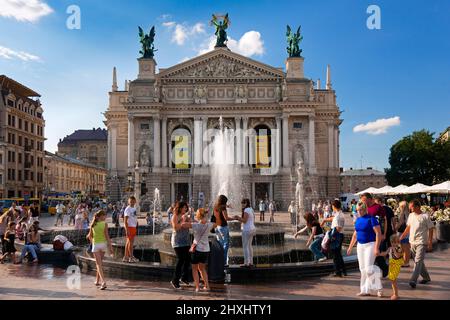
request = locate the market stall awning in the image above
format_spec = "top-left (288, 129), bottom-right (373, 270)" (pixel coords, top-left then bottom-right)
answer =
top-left (424, 181), bottom-right (450, 194)
top-left (372, 185), bottom-right (393, 195)
top-left (356, 187), bottom-right (379, 196)
top-left (386, 185), bottom-right (409, 196)
top-left (401, 183), bottom-right (430, 195)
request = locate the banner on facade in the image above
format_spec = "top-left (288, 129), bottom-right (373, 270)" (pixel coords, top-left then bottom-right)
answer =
top-left (256, 135), bottom-right (270, 168)
top-left (174, 135), bottom-right (189, 169)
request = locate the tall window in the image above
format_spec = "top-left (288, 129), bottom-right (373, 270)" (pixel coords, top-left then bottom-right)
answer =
top-left (254, 125), bottom-right (272, 168)
top-left (171, 127), bottom-right (192, 169)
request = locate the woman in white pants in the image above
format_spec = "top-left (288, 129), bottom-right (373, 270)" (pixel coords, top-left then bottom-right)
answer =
top-left (347, 201), bottom-right (383, 297)
top-left (235, 199), bottom-right (256, 268)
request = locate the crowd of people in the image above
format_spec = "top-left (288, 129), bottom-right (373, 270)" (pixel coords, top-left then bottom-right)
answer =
top-left (0, 192), bottom-right (442, 298)
top-left (168, 194), bottom-right (256, 292)
top-left (0, 201), bottom-right (44, 265)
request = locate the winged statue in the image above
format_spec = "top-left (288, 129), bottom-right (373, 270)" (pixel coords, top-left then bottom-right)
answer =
top-left (286, 25), bottom-right (303, 57)
top-left (211, 13), bottom-right (230, 48)
top-left (138, 26), bottom-right (157, 58)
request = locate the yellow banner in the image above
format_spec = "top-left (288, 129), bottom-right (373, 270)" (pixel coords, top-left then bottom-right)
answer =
top-left (256, 135), bottom-right (270, 168)
top-left (174, 135), bottom-right (189, 169)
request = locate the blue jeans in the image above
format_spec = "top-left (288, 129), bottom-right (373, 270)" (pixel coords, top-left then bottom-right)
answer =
top-left (216, 226), bottom-right (230, 266)
top-left (21, 244), bottom-right (40, 260)
top-left (309, 237), bottom-right (325, 261)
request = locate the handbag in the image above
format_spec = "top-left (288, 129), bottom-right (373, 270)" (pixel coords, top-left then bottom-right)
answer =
top-left (190, 224), bottom-right (209, 253)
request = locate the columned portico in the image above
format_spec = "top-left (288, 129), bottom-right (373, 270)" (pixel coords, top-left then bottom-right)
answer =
top-left (106, 46), bottom-right (342, 208)
top-left (308, 116), bottom-right (316, 173)
top-left (153, 116), bottom-right (161, 168)
top-left (111, 125), bottom-right (117, 171)
top-left (127, 115), bottom-right (135, 168)
top-left (235, 117), bottom-right (242, 165)
top-left (282, 115), bottom-right (290, 168)
top-left (242, 117), bottom-right (249, 167)
top-left (328, 124), bottom-right (334, 168)
top-left (194, 117), bottom-right (202, 167)
top-left (161, 117), bottom-right (168, 167)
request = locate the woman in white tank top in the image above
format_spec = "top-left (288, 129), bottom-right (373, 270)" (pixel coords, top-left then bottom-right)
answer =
top-left (235, 199), bottom-right (256, 268)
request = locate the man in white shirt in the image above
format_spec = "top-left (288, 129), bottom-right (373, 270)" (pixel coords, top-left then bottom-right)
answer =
top-left (54, 202), bottom-right (66, 227)
top-left (321, 199), bottom-right (346, 276)
top-left (259, 200), bottom-right (266, 222)
top-left (400, 199), bottom-right (434, 288)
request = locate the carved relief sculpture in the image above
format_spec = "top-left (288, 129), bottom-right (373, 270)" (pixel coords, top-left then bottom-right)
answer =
top-left (153, 80), bottom-right (160, 102)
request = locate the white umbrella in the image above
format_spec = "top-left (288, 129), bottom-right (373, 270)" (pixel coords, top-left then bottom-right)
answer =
top-left (373, 185), bottom-right (393, 195)
top-left (401, 183), bottom-right (430, 195)
top-left (356, 187), bottom-right (379, 196)
top-left (424, 181), bottom-right (450, 194)
top-left (386, 185), bottom-right (408, 196)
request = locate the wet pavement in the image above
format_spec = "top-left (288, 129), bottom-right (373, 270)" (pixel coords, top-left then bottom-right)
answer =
top-left (1, 243), bottom-right (449, 300)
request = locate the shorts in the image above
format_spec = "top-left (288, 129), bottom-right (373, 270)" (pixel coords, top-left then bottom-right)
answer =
top-left (127, 227), bottom-right (137, 240)
top-left (191, 251), bottom-right (209, 264)
top-left (92, 242), bottom-right (107, 253)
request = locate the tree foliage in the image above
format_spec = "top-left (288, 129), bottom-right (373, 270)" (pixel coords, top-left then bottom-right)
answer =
top-left (385, 130), bottom-right (450, 186)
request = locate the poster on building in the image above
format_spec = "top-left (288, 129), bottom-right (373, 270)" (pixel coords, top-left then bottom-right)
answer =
top-left (174, 135), bottom-right (189, 169)
top-left (256, 135), bottom-right (270, 168)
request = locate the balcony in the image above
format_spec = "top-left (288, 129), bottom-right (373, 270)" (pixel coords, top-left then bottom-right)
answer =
top-left (172, 168), bottom-right (192, 175)
top-left (25, 145), bottom-right (32, 152)
top-left (24, 162), bottom-right (33, 169)
top-left (252, 167), bottom-right (274, 176)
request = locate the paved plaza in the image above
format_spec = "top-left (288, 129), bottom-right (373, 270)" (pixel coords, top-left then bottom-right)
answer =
top-left (0, 244), bottom-right (449, 300)
top-left (0, 212), bottom-right (449, 300)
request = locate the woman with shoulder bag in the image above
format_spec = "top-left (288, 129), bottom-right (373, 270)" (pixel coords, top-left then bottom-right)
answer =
top-left (182, 208), bottom-right (216, 293)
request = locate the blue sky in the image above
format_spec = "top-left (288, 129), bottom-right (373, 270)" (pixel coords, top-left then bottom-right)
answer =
top-left (1, 0), bottom-right (449, 171)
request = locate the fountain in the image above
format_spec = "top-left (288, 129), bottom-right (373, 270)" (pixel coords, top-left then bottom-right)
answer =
top-left (295, 159), bottom-right (306, 230)
top-left (76, 118), bottom-right (358, 283)
top-left (209, 117), bottom-right (242, 210)
top-left (152, 188), bottom-right (161, 236)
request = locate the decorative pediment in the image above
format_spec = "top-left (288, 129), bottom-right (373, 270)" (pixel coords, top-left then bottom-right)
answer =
top-left (159, 48), bottom-right (284, 81)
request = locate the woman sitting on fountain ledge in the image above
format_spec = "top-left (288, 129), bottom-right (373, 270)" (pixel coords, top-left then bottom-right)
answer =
top-left (212, 195), bottom-right (236, 268)
top-left (234, 199), bottom-right (256, 268)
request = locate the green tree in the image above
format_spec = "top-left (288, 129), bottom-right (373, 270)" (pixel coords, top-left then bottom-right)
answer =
top-left (385, 130), bottom-right (450, 186)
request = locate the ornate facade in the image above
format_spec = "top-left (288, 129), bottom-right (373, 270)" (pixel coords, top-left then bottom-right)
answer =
top-left (0, 75), bottom-right (45, 199)
top-left (105, 47), bottom-right (342, 210)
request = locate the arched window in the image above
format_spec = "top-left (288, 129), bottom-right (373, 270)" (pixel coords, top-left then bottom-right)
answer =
top-left (254, 124), bottom-right (271, 168)
top-left (171, 127), bottom-right (192, 169)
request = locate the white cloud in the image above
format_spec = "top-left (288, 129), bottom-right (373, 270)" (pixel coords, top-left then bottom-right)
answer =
top-left (162, 20), bottom-right (206, 46)
top-left (353, 116), bottom-right (401, 135)
top-left (0, 0), bottom-right (53, 23)
top-left (162, 21), bottom-right (176, 27)
top-left (173, 24), bottom-right (188, 45)
top-left (198, 31), bottom-right (265, 57)
top-left (0, 45), bottom-right (41, 61)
